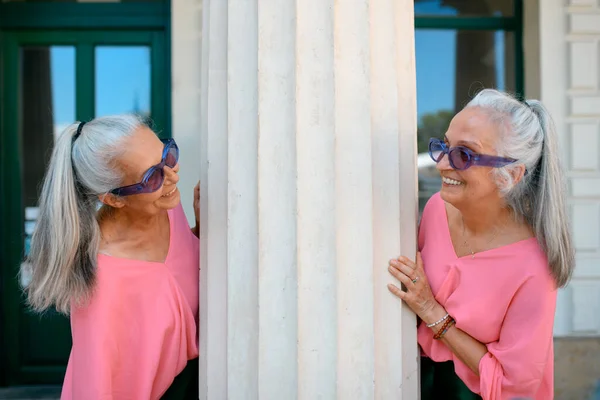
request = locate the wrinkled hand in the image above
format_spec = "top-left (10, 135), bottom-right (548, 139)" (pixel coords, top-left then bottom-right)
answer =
top-left (387, 252), bottom-right (440, 322)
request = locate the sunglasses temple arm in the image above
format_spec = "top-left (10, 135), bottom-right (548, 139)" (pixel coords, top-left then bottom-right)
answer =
top-left (475, 154), bottom-right (518, 167)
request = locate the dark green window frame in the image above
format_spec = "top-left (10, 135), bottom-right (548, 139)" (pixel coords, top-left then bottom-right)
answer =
top-left (0, 2), bottom-right (169, 29)
top-left (414, 0), bottom-right (524, 99)
top-left (0, 2), bottom-right (171, 386)
top-left (0, 1), bottom-right (172, 134)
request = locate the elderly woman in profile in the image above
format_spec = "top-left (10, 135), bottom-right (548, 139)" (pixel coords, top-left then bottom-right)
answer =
top-left (388, 89), bottom-right (574, 400)
top-left (23, 115), bottom-right (200, 399)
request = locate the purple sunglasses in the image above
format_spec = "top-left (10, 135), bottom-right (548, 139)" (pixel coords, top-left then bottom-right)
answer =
top-left (110, 138), bottom-right (179, 197)
top-left (428, 138), bottom-right (517, 170)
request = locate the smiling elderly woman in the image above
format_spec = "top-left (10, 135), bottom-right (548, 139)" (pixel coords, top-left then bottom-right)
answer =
top-left (388, 89), bottom-right (574, 400)
top-left (22, 115), bottom-right (200, 400)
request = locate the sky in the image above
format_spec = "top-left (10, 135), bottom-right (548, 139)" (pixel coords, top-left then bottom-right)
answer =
top-left (48, 0), bottom-right (505, 133)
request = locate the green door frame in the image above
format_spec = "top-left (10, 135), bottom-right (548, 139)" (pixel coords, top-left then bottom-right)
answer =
top-left (0, 2), bottom-right (169, 29)
top-left (0, 5), bottom-right (171, 386)
top-left (0, 1), bottom-right (173, 135)
top-left (2, 30), bottom-right (168, 126)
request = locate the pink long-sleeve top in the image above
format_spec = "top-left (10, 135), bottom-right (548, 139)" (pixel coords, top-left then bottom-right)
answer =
top-left (61, 203), bottom-right (199, 400)
top-left (418, 193), bottom-right (557, 400)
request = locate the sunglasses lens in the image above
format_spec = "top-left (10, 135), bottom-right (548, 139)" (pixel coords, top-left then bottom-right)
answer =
top-left (449, 148), bottom-right (470, 170)
top-left (429, 140), bottom-right (444, 162)
top-left (146, 168), bottom-right (164, 191)
top-left (165, 145), bottom-right (178, 168)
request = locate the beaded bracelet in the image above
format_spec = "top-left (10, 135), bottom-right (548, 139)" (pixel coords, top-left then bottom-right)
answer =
top-left (433, 316), bottom-right (456, 340)
top-left (426, 313), bottom-right (449, 328)
top-left (432, 317), bottom-right (452, 339)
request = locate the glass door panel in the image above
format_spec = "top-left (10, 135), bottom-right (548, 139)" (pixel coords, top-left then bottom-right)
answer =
top-left (415, 29), bottom-right (516, 213)
top-left (20, 44), bottom-right (75, 373)
top-left (95, 46), bottom-right (151, 118)
top-left (0, 30), bottom-right (167, 385)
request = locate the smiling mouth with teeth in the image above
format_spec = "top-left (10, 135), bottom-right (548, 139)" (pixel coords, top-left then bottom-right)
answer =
top-left (442, 177), bottom-right (463, 186)
top-left (162, 187), bottom-right (178, 197)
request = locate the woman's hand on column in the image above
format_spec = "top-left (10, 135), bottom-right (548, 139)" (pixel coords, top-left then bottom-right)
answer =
top-left (387, 252), bottom-right (444, 324)
top-left (192, 181), bottom-right (200, 238)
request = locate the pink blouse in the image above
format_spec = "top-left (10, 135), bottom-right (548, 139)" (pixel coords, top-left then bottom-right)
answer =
top-left (418, 193), bottom-right (557, 400)
top-left (61, 203), bottom-right (199, 400)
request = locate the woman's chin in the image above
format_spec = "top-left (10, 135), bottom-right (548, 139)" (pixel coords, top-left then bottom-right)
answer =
top-left (440, 184), bottom-right (464, 203)
top-left (158, 187), bottom-right (180, 209)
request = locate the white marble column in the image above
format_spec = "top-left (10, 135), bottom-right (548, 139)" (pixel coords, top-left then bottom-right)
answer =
top-left (199, 0), bottom-right (419, 398)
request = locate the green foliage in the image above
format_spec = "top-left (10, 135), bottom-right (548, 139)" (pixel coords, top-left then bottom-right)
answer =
top-left (417, 109), bottom-right (454, 153)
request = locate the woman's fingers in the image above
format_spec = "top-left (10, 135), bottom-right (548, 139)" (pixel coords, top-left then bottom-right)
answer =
top-left (193, 181), bottom-right (201, 227)
top-left (387, 283), bottom-right (406, 299)
top-left (194, 182), bottom-right (200, 200)
top-left (396, 256), bottom-right (416, 270)
top-left (389, 259), bottom-right (418, 281)
top-left (388, 265), bottom-right (414, 288)
top-left (415, 252), bottom-right (425, 272)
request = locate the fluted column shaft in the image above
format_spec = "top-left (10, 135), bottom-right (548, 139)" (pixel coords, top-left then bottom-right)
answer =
top-left (199, 1), bottom-right (419, 398)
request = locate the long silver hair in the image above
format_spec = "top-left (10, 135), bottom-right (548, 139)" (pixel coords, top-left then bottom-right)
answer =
top-left (467, 89), bottom-right (574, 288)
top-left (23, 114), bottom-right (143, 313)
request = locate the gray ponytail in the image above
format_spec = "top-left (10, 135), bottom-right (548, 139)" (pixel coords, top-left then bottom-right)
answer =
top-left (467, 89), bottom-right (575, 288)
top-left (23, 114), bottom-right (143, 313)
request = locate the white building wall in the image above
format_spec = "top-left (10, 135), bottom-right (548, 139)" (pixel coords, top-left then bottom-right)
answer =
top-left (539, 0), bottom-right (600, 336)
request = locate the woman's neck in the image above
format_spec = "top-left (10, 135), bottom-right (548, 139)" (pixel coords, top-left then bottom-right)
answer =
top-left (456, 199), bottom-right (515, 236)
top-left (98, 206), bottom-right (167, 245)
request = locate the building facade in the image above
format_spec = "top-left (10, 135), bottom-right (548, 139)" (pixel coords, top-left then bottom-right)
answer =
top-left (0, 0), bottom-right (598, 398)
top-left (0, 1), bottom-right (172, 387)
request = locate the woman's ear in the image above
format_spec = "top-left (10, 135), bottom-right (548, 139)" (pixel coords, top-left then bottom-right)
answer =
top-left (509, 164), bottom-right (527, 186)
top-left (99, 193), bottom-right (126, 209)
top-left (494, 164), bottom-right (527, 192)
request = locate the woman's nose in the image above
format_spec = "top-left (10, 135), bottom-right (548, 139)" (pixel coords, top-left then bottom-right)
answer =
top-left (164, 164), bottom-right (180, 183)
top-left (435, 152), bottom-right (452, 172)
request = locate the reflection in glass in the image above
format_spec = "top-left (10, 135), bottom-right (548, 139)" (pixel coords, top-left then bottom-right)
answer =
top-left (414, 0), bottom-right (514, 17)
top-left (19, 45), bottom-right (75, 364)
top-left (21, 46), bottom-right (75, 212)
top-left (95, 46), bottom-right (151, 118)
top-left (415, 30), bottom-right (515, 212)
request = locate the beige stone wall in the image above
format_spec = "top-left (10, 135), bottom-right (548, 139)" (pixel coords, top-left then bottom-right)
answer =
top-left (555, 338), bottom-right (600, 399)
